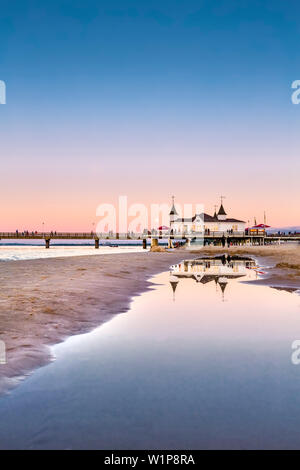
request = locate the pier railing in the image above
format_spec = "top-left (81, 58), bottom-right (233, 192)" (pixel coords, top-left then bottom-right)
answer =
top-left (0, 232), bottom-right (145, 239)
top-left (0, 231), bottom-right (299, 240)
top-left (0, 230), bottom-right (275, 239)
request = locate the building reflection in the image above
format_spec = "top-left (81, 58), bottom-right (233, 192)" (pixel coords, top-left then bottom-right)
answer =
top-left (169, 255), bottom-right (256, 301)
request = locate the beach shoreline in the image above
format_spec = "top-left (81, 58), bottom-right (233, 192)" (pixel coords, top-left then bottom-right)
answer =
top-left (0, 250), bottom-right (194, 394)
top-left (0, 245), bottom-right (299, 395)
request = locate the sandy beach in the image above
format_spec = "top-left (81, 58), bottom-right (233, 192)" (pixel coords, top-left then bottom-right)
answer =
top-left (0, 250), bottom-right (194, 394)
top-left (0, 244), bottom-right (299, 395)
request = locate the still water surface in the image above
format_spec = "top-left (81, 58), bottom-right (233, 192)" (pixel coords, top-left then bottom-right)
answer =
top-left (0, 258), bottom-right (300, 449)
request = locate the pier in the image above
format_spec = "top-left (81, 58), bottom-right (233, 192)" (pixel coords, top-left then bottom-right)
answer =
top-left (0, 231), bottom-right (299, 249)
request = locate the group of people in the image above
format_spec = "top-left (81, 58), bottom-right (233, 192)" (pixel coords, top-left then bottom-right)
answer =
top-left (204, 228), bottom-right (236, 235)
top-left (15, 229), bottom-right (57, 236)
top-left (15, 229), bottom-right (36, 236)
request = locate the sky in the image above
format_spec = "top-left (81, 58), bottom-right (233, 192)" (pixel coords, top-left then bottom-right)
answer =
top-left (0, 0), bottom-right (299, 230)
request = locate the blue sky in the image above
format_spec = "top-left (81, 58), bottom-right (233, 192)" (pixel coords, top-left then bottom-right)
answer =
top-left (0, 0), bottom-right (299, 229)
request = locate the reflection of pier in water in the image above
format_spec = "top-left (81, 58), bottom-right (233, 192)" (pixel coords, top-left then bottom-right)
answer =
top-left (169, 256), bottom-right (256, 301)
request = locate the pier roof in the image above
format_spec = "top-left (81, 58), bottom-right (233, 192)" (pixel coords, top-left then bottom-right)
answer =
top-left (173, 213), bottom-right (245, 223)
top-left (218, 204), bottom-right (227, 216)
top-left (169, 204), bottom-right (178, 216)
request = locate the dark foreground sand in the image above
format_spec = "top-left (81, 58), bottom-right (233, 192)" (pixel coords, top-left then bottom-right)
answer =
top-left (0, 245), bottom-right (299, 394)
top-left (0, 251), bottom-right (193, 394)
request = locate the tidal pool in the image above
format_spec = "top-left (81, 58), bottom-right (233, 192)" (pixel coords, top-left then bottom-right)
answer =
top-left (0, 257), bottom-right (300, 449)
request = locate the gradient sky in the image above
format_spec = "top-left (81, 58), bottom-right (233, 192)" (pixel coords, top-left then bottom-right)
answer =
top-left (0, 0), bottom-right (299, 230)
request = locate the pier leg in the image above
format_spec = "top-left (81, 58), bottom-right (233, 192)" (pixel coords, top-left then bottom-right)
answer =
top-left (95, 238), bottom-right (99, 249)
top-left (45, 238), bottom-right (50, 249)
top-left (142, 239), bottom-right (147, 249)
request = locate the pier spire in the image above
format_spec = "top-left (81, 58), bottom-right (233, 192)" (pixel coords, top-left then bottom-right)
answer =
top-left (169, 196), bottom-right (178, 216)
top-left (217, 196), bottom-right (227, 221)
top-left (169, 196), bottom-right (178, 225)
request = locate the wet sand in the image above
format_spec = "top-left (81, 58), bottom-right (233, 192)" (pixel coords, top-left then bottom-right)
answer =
top-left (0, 251), bottom-right (193, 394)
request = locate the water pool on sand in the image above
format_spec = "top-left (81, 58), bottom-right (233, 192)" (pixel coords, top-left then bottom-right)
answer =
top-left (0, 258), bottom-right (300, 449)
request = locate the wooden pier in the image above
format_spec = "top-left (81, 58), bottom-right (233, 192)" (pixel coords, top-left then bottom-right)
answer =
top-left (0, 231), bottom-right (299, 249)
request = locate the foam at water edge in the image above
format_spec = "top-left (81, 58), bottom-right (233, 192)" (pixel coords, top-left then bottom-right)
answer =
top-left (0, 246), bottom-right (147, 262)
